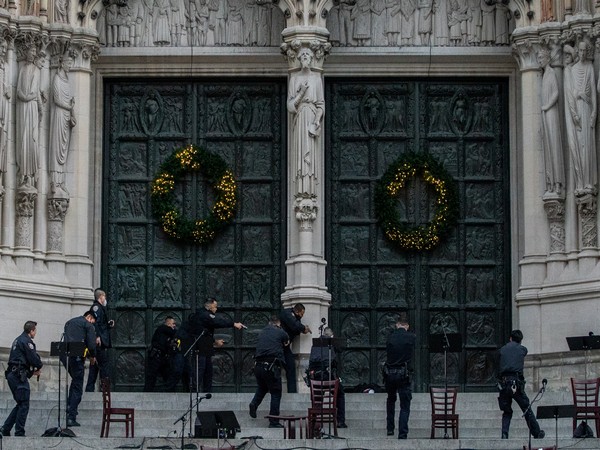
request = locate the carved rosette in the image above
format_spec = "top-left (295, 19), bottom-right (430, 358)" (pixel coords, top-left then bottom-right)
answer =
top-left (578, 196), bottom-right (597, 249)
top-left (15, 186), bottom-right (37, 248)
top-left (543, 199), bottom-right (565, 253)
top-left (294, 194), bottom-right (318, 230)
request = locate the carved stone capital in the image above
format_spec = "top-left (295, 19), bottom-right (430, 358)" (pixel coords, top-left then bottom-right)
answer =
top-left (543, 198), bottom-right (566, 253)
top-left (512, 35), bottom-right (542, 72)
top-left (47, 197), bottom-right (69, 221)
top-left (15, 28), bottom-right (48, 61)
top-left (15, 186), bottom-right (37, 217)
top-left (294, 194), bottom-right (318, 230)
top-left (281, 28), bottom-right (331, 71)
top-left (281, 0), bottom-right (329, 28)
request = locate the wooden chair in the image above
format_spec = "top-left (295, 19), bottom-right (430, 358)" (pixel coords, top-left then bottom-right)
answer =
top-left (100, 378), bottom-right (135, 437)
top-left (307, 379), bottom-right (339, 438)
top-left (430, 386), bottom-right (459, 439)
top-left (570, 378), bottom-right (600, 437)
top-left (265, 414), bottom-right (308, 439)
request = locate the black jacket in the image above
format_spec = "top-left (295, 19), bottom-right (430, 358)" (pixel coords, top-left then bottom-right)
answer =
top-left (91, 300), bottom-right (112, 348)
top-left (64, 316), bottom-right (97, 357)
top-left (8, 332), bottom-right (43, 376)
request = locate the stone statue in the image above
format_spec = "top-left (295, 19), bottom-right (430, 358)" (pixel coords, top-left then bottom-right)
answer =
top-left (433, 0), bottom-right (448, 46)
top-left (49, 55), bottom-right (76, 197)
top-left (538, 48), bottom-right (565, 197)
top-left (153, 0), bottom-right (171, 46)
top-left (16, 47), bottom-right (45, 187)
top-left (571, 41), bottom-right (597, 197)
top-left (287, 48), bottom-right (325, 197)
top-left (467, 0), bottom-right (481, 45)
top-left (574, 0), bottom-right (590, 15)
top-left (54, 0), bottom-right (69, 22)
top-left (0, 41), bottom-right (10, 190)
top-left (351, 0), bottom-right (371, 46)
top-left (448, 0), bottom-right (468, 46)
top-left (480, 0), bottom-right (495, 46)
top-left (563, 45), bottom-right (580, 196)
top-left (400, 0), bottom-right (417, 46)
top-left (370, 0), bottom-right (387, 46)
top-left (385, 0), bottom-right (401, 46)
top-left (418, 0), bottom-right (434, 45)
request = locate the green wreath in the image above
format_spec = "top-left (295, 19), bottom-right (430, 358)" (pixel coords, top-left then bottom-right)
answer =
top-left (375, 152), bottom-right (458, 251)
top-left (151, 144), bottom-right (237, 244)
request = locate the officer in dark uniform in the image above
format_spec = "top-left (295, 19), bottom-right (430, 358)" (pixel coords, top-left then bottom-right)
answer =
top-left (0, 321), bottom-right (43, 437)
top-left (185, 297), bottom-right (244, 392)
top-left (384, 312), bottom-right (415, 439)
top-left (307, 326), bottom-right (347, 428)
top-left (144, 316), bottom-right (182, 391)
top-left (62, 310), bottom-right (97, 427)
top-left (497, 329), bottom-right (545, 440)
top-left (248, 316), bottom-right (289, 428)
top-left (85, 289), bottom-right (114, 392)
top-left (279, 303), bottom-right (311, 393)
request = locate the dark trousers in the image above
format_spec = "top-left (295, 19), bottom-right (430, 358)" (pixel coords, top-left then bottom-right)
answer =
top-left (283, 346), bottom-right (297, 393)
top-left (190, 353), bottom-right (213, 392)
top-left (61, 355), bottom-right (85, 420)
top-left (3, 370), bottom-right (30, 436)
top-left (145, 353), bottom-right (183, 392)
top-left (85, 346), bottom-right (109, 392)
top-left (250, 364), bottom-right (282, 424)
top-left (498, 379), bottom-right (542, 438)
top-left (385, 373), bottom-right (412, 439)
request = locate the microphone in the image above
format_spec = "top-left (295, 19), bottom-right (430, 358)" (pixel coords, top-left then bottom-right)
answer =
top-left (321, 318), bottom-right (327, 324)
top-left (201, 393), bottom-right (212, 400)
top-left (541, 378), bottom-right (547, 392)
top-left (590, 331), bottom-right (594, 336)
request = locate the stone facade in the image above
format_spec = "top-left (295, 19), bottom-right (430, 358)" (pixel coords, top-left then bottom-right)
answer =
top-left (0, 0), bottom-right (599, 391)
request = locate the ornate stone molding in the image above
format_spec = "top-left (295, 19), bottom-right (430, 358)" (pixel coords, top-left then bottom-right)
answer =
top-left (512, 33), bottom-right (542, 71)
top-left (281, 29), bottom-right (331, 71)
top-left (294, 194), bottom-right (318, 230)
top-left (47, 197), bottom-right (69, 253)
top-left (578, 195), bottom-right (598, 249)
top-left (543, 198), bottom-right (566, 253)
top-left (47, 197), bottom-right (69, 221)
top-left (15, 185), bottom-right (37, 248)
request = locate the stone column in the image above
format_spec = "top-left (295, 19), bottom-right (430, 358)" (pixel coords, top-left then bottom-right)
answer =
top-left (512, 32), bottom-right (547, 287)
top-left (280, 25), bottom-right (331, 388)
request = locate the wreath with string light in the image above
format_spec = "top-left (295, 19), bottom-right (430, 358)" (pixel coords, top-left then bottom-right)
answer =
top-left (375, 152), bottom-right (458, 252)
top-left (151, 144), bottom-right (237, 244)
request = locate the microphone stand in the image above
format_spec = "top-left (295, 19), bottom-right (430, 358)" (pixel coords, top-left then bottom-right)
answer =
top-left (439, 320), bottom-right (451, 439)
top-left (174, 396), bottom-right (209, 450)
top-left (522, 383), bottom-right (545, 450)
top-left (184, 333), bottom-right (203, 438)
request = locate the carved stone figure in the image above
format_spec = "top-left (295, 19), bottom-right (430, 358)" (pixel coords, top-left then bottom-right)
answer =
top-left (370, 0), bottom-right (387, 45)
top-left (255, 0), bottom-right (271, 46)
top-left (96, 0), bottom-right (109, 45)
top-left (49, 55), bottom-right (76, 198)
top-left (339, 0), bottom-right (356, 46)
top-left (385, 0), bottom-right (401, 46)
top-left (169, 0), bottom-right (187, 46)
top-left (287, 48), bottom-right (325, 197)
top-left (571, 41), bottom-right (597, 197)
top-left (563, 45), bottom-right (580, 197)
top-left (351, 0), bottom-right (371, 46)
top-left (133, 0), bottom-right (155, 47)
top-left (16, 46), bottom-right (45, 187)
top-left (327, 4), bottom-right (341, 46)
top-left (54, 0), bottom-right (69, 22)
top-left (117, 3), bottom-right (132, 47)
top-left (448, 0), bottom-right (468, 46)
top-left (153, 0), bottom-right (171, 46)
top-left (0, 41), bottom-right (10, 191)
top-left (213, 0), bottom-right (227, 45)
top-left (480, 0), bottom-right (495, 46)
top-left (418, 0), bottom-right (433, 45)
top-left (226, 0), bottom-right (244, 46)
top-left (494, 0), bottom-right (509, 45)
top-left (538, 48), bottom-right (565, 198)
top-left (106, 2), bottom-right (119, 47)
top-left (574, 0), bottom-right (590, 15)
top-left (467, 0), bottom-right (481, 44)
top-left (433, 0), bottom-right (448, 46)
top-left (400, 0), bottom-right (417, 46)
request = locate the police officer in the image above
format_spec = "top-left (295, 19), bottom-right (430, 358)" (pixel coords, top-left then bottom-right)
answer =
top-left (144, 316), bottom-right (182, 391)
top-left (279, 303), bottom-right (311, 393)
top-left (0, 321), bottom-right (43, 437)
top-left (497, 329), bottom-right (545, 440)
top-left (62, 310), bottom-right (97, 427)
top-left (307, 327), bottom-right (347, 428)
top-left (248, 316), bottom-right (289, 428)
top-left (85, 289), bottom-right (114, 392)
top-left (384, 312), bottom-right (415, 439)
top-left (185, 297), bottom-right (244, 392)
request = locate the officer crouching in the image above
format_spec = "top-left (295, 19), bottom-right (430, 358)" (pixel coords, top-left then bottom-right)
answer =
top-left (248, 316), bottom-right (289, 428)
top-left (1, 321), bottom-right (43, 437)
top-left (144, 316), bottom-right (183, 392)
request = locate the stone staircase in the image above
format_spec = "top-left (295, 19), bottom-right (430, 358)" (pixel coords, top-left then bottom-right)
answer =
top-left (0, 390), bottom-right (598, 449)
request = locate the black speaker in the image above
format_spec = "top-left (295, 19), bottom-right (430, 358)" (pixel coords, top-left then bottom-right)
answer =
top-left (195, 411), bottom-right (240, 438)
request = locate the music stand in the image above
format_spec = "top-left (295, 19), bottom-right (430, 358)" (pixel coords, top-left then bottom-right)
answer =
top-left (311, 335), bottom-right (346, 439)
top-left (44, 341), bottom-right (86, 437)
top-left (537, 405), bottom-right (575, 450)
top-left (429, 332), bottom-right (462, 438)
top-left (567, 336), bottom-right (600, 351)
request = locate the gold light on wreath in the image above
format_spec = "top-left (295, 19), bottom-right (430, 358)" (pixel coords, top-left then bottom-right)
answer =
top-left (151, 144), bottom-right (237, 245)
top-left (375, 153), bottom-right (458, 252)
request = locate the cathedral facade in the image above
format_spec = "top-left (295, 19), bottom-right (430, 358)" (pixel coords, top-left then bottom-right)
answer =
top-left (0, 0), bottom-right (599, 392)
